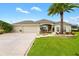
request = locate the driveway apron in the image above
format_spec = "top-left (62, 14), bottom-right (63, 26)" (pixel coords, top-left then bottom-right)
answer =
top-left (0, 33), bottom-right (36, 56)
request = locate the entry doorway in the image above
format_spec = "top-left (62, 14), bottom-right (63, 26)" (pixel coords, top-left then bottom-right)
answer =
top-left (40, 24), bottom-right (52, 34)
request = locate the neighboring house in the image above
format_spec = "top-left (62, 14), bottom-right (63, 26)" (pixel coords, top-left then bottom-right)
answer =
top-left (13, 19), bottom-right (72, 34)
top-left (71, 25), bottom-right (79, 31)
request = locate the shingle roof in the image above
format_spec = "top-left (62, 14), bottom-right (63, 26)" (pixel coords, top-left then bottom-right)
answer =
top-left (13, 19), bottom-right (72, 26)
top-left (55, 21), bottom-right (72, 25)
top-left (14, 20), bottom-right (37, 24)
top-left (35, 19), bottom-right (55, 24)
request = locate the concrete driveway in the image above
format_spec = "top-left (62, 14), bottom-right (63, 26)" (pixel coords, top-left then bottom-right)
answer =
top-left (0, 33), bottom-right (36, 56)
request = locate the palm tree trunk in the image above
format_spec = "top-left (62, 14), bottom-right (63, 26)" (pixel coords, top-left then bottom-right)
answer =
top-left (60, 12), bottom-right (64, 34)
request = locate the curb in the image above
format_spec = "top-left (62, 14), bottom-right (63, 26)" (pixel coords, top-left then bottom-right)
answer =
top-left (24, 36), bottom-right (36, 56)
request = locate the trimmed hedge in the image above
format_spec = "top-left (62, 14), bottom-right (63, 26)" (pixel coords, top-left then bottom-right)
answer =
top-left (0, 20), bottom-right (13, 33)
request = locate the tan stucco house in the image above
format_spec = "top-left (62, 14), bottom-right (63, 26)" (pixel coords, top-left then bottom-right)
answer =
top-left (13, 19), bottom-right (72, 34)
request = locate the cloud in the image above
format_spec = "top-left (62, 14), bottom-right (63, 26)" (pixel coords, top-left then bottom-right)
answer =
top-left (31, 7), bottom-right (42, 12)
top-left (70, 16), bottom-right (79, 24)
top-left (70, 16), bottom-right (79, 20)
top-left (16, 8), bottom-right (30, 14)
top-left (66, 16), bottom-right (79, 25)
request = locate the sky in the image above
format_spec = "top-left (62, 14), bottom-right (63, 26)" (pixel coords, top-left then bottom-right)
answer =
top-left (0, 3), bottom-right (79, 25)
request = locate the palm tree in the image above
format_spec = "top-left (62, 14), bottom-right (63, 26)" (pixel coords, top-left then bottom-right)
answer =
top-left (48, 3), bottom-right (79, 34)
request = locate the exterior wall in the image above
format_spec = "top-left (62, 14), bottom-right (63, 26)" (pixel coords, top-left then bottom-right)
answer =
top-left (55, 25), bottom-right (60, 32)
top-left (66, 25), bottom-right (71, 32)
top-left (13, 23), bottom-right (71, 34)
top-left (39, 23), bottom-right (54, 25)
top-left (13, 24), bottom-right (40, 34)
top-left (54, 24), bottom-right (71, 32)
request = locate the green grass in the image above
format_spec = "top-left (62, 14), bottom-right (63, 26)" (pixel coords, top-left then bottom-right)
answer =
top-left (27, 32), bottom-right (79, 56)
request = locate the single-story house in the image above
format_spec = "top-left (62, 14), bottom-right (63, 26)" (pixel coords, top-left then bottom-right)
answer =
top-left (13, 19), bottom-right (72, 34)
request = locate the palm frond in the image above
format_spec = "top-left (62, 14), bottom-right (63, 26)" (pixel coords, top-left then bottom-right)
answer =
top-left (48, 3), bottom-right (79, 16)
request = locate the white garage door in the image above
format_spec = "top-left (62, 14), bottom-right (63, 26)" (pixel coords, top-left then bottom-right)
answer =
top-left (23, 26), bottom-right (39, 33)
top-left (14, 26), bottom-right (40, 33)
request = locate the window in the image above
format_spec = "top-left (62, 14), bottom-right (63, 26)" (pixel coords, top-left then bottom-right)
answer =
top-left (57, 27), bottom-right (59, 32)
top-left (63, 27), bottom-right (66, 32)
top-left (40, 25), bottom-right (48, 31)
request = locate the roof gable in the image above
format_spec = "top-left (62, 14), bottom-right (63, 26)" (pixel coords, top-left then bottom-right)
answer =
top-left (55, 22), bottom-right (72, 26)
top-left (35, 19), bottom-right (55, 24)
top-left (13, 19), bottom-right (72, 26)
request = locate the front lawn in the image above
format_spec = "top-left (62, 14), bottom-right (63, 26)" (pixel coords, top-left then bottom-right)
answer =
top-left (27, 32), bottom-right (79, 56)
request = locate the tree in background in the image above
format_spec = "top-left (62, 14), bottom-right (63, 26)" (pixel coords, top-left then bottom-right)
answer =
top-left (0, 20), bottom-right (13, 33)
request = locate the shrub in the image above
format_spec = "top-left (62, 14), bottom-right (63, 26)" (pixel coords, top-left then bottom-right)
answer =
top-left (0, 20), bottom-right (13, 33)
top-left (65, 32), bottom-right (75, 35)
top-left (65, 32), bottom-right (70, 34)
top-left (0, 29), bottom-right (4, 34)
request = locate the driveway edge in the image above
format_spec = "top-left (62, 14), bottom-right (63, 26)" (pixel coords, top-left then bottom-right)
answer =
top-left (24, 37), bottom-right (36, 56)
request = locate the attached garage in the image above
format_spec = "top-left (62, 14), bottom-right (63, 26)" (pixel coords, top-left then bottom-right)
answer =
top-left (13, 21), bottom-right (40, 34)
top-left (23, 27), bottom-right (39, 33)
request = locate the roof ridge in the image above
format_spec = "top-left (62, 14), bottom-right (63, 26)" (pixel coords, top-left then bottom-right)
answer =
top-left (13, 19), bottom-right (72, 25)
